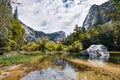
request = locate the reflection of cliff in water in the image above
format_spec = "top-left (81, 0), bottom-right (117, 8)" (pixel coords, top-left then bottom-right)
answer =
top-left (21, 58), bottom-right (77, 80)
top-left (55, 58), bottom-right (75, 70)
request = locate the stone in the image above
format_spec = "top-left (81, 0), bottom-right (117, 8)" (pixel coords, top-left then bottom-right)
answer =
top-left (81, 44), bottom-right (110, 62)
top-left (81, 50), bottom-right (89, 56)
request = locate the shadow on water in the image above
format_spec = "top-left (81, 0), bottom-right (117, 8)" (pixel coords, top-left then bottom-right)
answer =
top-left (109, 53), bottom-right (120, 64)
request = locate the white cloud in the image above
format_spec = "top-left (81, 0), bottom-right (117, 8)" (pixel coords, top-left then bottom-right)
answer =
top-left (11, 0), bottom-right (109, 34)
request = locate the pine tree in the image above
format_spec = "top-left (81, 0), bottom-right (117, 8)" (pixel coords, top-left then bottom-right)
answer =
top-left (14, 6), bottom-right (18, 19)
top-left (110, 0), bottom-right (120, 21)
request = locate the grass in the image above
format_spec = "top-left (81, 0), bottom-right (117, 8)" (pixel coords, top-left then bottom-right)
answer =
top-left (0, 52), bottom-right (45, 66)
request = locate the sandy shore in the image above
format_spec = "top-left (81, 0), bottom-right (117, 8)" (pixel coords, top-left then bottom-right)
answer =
top-left (66, 58), bottom-right (120, 80)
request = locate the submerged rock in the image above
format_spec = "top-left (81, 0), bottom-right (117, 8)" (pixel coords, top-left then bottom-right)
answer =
top-left (81, 44), bottom-right (110, 62)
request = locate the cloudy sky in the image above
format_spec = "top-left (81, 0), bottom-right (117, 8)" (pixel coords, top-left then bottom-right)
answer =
top-left (11, 0), bottom-right (109, 34)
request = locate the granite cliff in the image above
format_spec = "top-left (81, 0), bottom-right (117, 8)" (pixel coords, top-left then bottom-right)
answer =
top-left (19, 21), bottom-right (66, 42)
top-left (83, 1), bottom-right (116, 29)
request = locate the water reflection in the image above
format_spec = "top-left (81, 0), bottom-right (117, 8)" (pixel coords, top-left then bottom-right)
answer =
top-left (77, 53), bottom-right (110, 65)
top-left (21, 59), bottom-right (77, 80)
top-left (88, 54), bottom-right (110, 64)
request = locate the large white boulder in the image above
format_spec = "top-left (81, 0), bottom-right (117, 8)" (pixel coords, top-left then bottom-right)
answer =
top-left (81, 44), bottom-right (110, 62)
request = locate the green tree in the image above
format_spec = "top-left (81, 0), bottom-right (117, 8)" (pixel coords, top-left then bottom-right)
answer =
top-left (112, 22), bottom-right (120, 50)
top-left (110, 0), bottom-right (120, 21)
top-left (22, 42), bottom-right (39, 52)
top-left (45, 41), bottom-right (57, 51)
top-left (11, 19), bottom-right (25, 50)
top-left (67, 41), bottom-right (83, 52)
top-left (37, 37), bottom-right (49, 52)
top-left (0, 0), bottom-right (12, 54)
top-left (14, 6), bottom-right (18, 19)
top-left (8, 39), bottom-right (18, 51)
top-left (56, 43), bottom-right (64, 51)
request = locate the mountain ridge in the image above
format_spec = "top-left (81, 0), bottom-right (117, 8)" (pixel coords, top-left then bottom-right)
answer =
top-left (19, 20), bottom-right (66, 42)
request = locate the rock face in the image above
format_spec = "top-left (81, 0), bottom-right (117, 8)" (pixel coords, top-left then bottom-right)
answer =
top-left (82, 1), bottom-right (116, 29)
top-left (81, 44), bottom-right (110, 62)
top-left (19, 21), bottom-right (66, 42)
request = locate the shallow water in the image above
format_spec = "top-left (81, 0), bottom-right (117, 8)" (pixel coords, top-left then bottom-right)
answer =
top-left (69, 52), bottom-right (120, 64)
top-left (109, 53), bottom-right (120, 64)
top-left (20, 53), bottom-right (120, 80)
top-left (87, 53), bottom-right (120, 64)
top-left (21, 59), bottom-right (77, 80)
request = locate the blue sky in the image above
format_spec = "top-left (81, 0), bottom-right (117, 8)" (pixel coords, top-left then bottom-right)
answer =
top-left (11, 0), bottom-right (109, 34)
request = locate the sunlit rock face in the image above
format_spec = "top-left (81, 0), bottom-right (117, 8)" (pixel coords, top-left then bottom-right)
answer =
top-left (20, 67), bottom-right (77, 80)
top-left (81, 44), bottom-right (110, 62)
top-left (83, 1), bottom-right (115, 29)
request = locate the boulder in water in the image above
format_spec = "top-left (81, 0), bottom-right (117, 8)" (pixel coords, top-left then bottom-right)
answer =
top-left (81, 44), bottom-right (110, 62)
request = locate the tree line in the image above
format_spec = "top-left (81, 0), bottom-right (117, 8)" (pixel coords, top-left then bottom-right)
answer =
top-left (63, 22), bottom-right (120, 51)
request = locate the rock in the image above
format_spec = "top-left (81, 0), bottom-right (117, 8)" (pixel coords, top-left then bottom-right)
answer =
top-left (81, 50), bottom-right (89, 56)
top-left (81, 44), bottom-right (110, 62)
top-left (82, 1), bottom-right (116, 29)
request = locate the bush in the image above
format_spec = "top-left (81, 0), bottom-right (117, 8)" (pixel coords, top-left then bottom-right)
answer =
top-left (67, 41), bottom-right (83, 52)
top-left (21, 42), bottom-right (39, 52)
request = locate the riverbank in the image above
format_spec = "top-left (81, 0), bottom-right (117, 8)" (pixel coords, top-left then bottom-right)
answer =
top-left (0, 54), bottom-right (58, 80)
top-left (0, 51), bottom-right (46, 67)
top-left (0, 51), bottom-right (60, 80)
top-left (66, 58), bottom-right (120, 80)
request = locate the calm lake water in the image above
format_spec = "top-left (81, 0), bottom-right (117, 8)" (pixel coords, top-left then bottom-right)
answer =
top-left (109, 53), bottom-right (120, 64)
top-left (21, 52), bottom-right (120, 80)
top-left (68, 52), bottom-right (120, 64)
top-left (21, 58), bottom-right (77, 80)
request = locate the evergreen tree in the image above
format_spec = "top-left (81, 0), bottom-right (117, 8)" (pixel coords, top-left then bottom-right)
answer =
top-left (110, 0), bottom-right (120, 21)
top-left (14, 6), bottom-right (18, 19)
